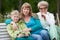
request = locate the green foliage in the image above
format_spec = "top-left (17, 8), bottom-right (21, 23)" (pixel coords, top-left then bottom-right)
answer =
top-left (1, 0), bottom-right (19, 15)
top-left (0, 13), bottom-right (4, 23)
top-left (45, 0), bottom-right (57, 13)
top-left (1, 0), bottom-right (57, 14)
top-left (0, 0), bottom-right (57, 22)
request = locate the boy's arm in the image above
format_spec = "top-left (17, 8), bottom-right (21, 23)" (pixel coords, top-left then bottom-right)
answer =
top-left (7, 24), bottom-right (20, 38)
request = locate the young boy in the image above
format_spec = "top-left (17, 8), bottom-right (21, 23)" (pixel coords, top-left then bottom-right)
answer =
top-left (7, 10), bottom-right (33, 40)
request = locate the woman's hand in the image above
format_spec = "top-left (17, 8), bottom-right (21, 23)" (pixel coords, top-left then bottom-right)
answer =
top-left (17, 34), bottom-right (24, 37)
top-left (24, 33), bottom-right (29, 36)
top-left (22, 28), bottom-right (31, 32)
top-left (28, 28), bottom-right (31, 31)
top-left (22, 28), bottom-right (29, 32)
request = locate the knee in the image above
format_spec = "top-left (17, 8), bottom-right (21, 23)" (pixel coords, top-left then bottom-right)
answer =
top-left (32, 34), bottom-right (42, 39)
top-left (40, 30), bottom-right (48, 35)
top-left (36, 35), bottom-right (42, 38)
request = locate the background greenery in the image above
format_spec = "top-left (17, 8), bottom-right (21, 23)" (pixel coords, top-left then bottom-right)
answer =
top-left (0, 0), bottom-right (57, 23)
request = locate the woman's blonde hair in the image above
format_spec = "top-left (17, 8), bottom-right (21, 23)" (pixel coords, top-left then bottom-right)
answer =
top-left (37, 1), bottom-right (49, 9)
top-left (20, 2), bottom-right (32, 18)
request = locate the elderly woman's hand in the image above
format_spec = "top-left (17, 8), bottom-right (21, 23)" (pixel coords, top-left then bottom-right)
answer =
top-left (22, 28), bottom-right (31, 33)
top-left (41, 13), bottom-right (46, 20)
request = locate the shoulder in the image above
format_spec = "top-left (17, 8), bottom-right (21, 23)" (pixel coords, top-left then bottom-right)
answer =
top-left (31, 16), bottom-right (40, 22)
top-left (37, 12), bottom-right (40, 14)
top-left (7, 24), bottom-right (12, 29)
top-left (37, 12), bottom-right (41, 15)
top-left (32, 13), bottom-right (39, 19)
top-left (18, 19), bottom-right (25, 24)
top-left (47, 12), bottom-right (54, 16)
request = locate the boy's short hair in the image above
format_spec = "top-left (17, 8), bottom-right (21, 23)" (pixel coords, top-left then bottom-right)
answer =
top-left (11, 10), bottom-right (19, 16)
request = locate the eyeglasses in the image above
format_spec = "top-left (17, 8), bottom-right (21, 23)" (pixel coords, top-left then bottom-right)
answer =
top-left (39, 7), bottom-right (47, 10)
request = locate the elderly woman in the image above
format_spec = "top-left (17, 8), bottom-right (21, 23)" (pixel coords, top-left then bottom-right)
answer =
top-left (37, 1), bottom-right (59, 40)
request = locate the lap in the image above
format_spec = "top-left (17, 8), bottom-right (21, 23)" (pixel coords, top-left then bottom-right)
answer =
top-left (15, 36), bottom-right (33, 40)
top-left (31, 34), bottom-right (42, 38)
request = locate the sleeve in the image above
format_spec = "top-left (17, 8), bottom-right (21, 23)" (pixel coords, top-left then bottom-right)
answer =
top-left (5, 19), bottom-right (12, 25)
top-left (19, 22), bottom-right (30, 34)
top-left (46, 13), bottom-right (55, 25)
top-left (31, 19), bottom-right (43, 32)
top-left (7, 24), bottom-right (20, 38)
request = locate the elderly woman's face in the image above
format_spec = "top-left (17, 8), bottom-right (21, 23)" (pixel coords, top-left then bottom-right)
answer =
top-left (39, 6), bottom-right (48, 14)
top-left (22, 7), bottom-right (30, 16)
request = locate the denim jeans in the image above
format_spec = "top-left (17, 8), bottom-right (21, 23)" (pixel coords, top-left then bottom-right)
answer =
top-left (31, 30), bottom-right (50, 40)
top-left (40, 30), bottom-right (50, 40)
top-left (31, 34), bottom-right (43, 40)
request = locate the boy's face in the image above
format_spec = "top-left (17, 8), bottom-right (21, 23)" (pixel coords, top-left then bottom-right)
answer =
top-left (11, 14), bottom-right (20, 23)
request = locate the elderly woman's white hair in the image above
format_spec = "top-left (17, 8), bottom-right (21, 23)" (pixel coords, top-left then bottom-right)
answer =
top-left (37, 1), bottom-right (49, 8)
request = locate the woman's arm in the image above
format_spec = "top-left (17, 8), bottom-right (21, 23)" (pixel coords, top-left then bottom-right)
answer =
top-left (30, 19), bottom-right (43, 32)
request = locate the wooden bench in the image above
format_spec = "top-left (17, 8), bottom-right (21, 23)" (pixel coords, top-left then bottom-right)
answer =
top-left (0, 23), bottom-right (11, 40)
top-left (0, 23), bottom-right (60, 40)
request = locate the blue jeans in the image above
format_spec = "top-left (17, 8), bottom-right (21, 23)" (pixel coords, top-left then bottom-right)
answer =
top-left (31, 30), bottom-right (50, 40)
top-left (40, 30), bottom-right (50, 40)
top-left (31, 34), bottom-right (43, 40)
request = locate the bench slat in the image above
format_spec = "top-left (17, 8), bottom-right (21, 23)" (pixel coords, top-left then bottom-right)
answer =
top-left (0, 23), bottom-right (11, 40)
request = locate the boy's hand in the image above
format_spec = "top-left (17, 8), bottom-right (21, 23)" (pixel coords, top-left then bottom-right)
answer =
top-left (11, 21), bottom-right (18, 31)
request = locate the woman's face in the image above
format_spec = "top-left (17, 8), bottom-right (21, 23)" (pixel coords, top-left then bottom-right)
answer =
top-left (22, 7), bottom-right (30, 16)
top-left (11, 14), bottom-right (19, 23)
top-left (39, 6), bottom-right (48, 14)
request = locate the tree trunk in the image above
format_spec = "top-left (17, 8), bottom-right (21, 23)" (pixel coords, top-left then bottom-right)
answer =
top-left (18, 0), bottom-right (22, 12)
top-left (57, 0), bottom-right (60, 26)
top-left (0, 0), bottom-right (1, 12)
top-left (57, 0), bottom-right (60, 20)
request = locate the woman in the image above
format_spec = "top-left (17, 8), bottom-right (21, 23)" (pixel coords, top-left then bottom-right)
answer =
top-left (20, 2), bottom-right (50, 40)
top-left (37, 1), bottom-right (59, 40)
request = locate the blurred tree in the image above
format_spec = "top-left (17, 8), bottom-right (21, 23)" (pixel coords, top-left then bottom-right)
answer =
top-left (1, 0), bottom-right (19, 15)
top-left (57, 0), bottom-right (60, 19)
top-left (0, 0), bottom-right (1, 12)
top-left (18, 0), bottom-right (22, 11)
top-left (0, 0), bottom-right (57, 22)
top-left (1, 0), bottom-right (57, 15)
top-left (45, 0), bottom-right (57, 13)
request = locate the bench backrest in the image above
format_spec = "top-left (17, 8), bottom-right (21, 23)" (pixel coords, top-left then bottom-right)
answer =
top-left (0, 23), bottom-right (11, 40)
